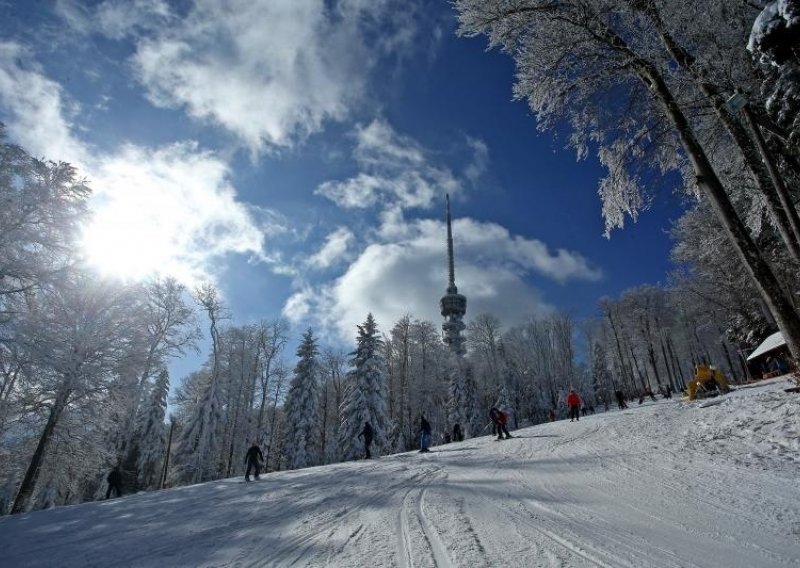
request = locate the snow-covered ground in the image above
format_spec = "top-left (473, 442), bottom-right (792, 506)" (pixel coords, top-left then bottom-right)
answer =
top-left (2, 378), bottom-right (799, 567)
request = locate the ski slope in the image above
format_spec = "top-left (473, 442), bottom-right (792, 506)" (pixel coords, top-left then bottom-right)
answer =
top-left (2, 378), bottom-right (799, 567)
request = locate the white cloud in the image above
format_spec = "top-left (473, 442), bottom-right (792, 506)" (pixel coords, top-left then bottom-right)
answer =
top-left (96, 0), bottom-right (172, 39)
top-left (101, 0), bottom-right (413, 154)
top-left (316, 174), bottom-right (384, 209)
top-left (53, 1), bottom-right (427, 155)
top-left (82, 143), bottom-right (271, 283)
top-left (284, 216), bottom-right (601, 342)
top-left (54, 0), bottom-right (93, 35)
top-left (0, 42), bottom-right (276, 286)
top-left (0, 41), bottom-right (86, 167)
top-left (307, 227), bottom-right (354, 270)
top-left (56, 0), bottom-right (172, 38)
top-left (464, 137), bottom-right (489, 185)
top-left (316, 118), bottom-right (461, 210)
top-left (283, 286), bottom-right (315, 323)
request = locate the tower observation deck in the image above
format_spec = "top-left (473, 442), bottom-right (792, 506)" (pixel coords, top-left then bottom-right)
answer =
top-left (440, 194), bottom-right (467, 356)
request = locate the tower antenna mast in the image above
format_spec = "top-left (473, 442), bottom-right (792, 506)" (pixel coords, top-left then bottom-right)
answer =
top-left (440, 194), bottom-right (467, 355)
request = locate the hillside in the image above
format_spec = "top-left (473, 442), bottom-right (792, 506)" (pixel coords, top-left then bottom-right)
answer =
top-left (2, 378), bottom-right (799, 567)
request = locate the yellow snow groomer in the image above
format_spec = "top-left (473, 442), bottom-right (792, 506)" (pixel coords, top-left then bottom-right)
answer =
top-left (687, 364), bottom-right (730, 400)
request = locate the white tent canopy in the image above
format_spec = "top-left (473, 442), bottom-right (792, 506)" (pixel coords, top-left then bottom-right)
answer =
top-left (747, 331), bottom-right (786, 361)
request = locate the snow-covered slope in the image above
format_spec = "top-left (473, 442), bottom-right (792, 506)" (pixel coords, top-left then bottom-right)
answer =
top-left (2, 378), bottom-right (799, 567)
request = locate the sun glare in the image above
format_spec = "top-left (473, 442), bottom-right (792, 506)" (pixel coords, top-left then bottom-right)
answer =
top-left (81, 203), bottom-right (173, 281)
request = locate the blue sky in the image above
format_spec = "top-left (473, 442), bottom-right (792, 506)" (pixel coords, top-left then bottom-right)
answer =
top-left (0, 0), bottom-right (685, 359)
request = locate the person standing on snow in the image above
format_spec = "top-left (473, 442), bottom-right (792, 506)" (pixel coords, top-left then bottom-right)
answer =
top-left (357, 421), bottom-right (374, 459)
top-left (419, 415), bottom-right (432, 453)
top-left (566, 389), bottom-right (582, 422)
top-left (244, 442), bottom-right (264, 481)
top-left (615, 389), bottom-right (628, 409)
top-left (106, 466), bottom-right (123, 499)
top-left (489, 407), bottom-right (512, 440)
top-left (452, 423), bottom-right (464, 442)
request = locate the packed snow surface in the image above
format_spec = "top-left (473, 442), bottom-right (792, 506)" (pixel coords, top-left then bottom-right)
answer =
top-left (2, 379), bottom-right (799, 567)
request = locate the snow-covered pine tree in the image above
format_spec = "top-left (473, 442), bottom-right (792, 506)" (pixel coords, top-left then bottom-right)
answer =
top-left (283, 329), bottom-right (321, 470)
top-left (169, 283), bottom-right (227, 485)
top-left (171, 370), bottom-right (224, 484)
top-left (447, 355), bottom-right (468, 437)
top-left (339, 314), bottom-right (390, 461)
top-left (135, 369), bottom-right (169, 489)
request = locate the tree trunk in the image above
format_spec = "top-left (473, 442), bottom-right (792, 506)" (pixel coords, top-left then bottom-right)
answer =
top-left (605, 309), bottom-right (632, 389)
top-left (12, 385), bottom-right (71, 514)
top-left (578, 14), bottom-right (800, 364)
top-left (256, 356), bottom-right (272, 438)
top-left (659, 335), bottom-right (676, 393)
top-left (399, 336), bottom-right (409, 449)
top-left (319, 382), bottom-right (328, 462)
top-left (160, 419), bottom-right (175, 489)
top-left (639, 63), bottom-right (800, 363)
top-left (627, 342), bottom-right (649, 393)
top-left (666, 336), bottom-right (687, 390)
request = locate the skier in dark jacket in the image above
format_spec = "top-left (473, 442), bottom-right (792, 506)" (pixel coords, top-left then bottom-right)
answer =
top-left (244, 442), bottom-right (264, 481)
top-left (489, 407), bottom-right (512, 440)
top-left (357, 421), bottom-right (374, 459)
top-left (419, 415), bottom-right (432, 452)
top-left (106, 466), bottom-right (122, 499)
top-left (452, 423), bottom-right (464, 442)
top-left (615, 389), bottom-right (628, 410)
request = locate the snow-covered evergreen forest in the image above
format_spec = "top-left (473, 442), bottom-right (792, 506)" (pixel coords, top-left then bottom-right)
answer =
top-left (2, 0), bottom-right (800, 517)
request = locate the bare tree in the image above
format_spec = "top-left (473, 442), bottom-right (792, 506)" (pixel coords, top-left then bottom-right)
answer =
top-left (254, 319), bottom-right (289, 437)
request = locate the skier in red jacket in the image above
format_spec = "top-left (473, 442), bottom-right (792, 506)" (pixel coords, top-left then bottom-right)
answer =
top-left (489, 407), bottom-right (513, 440)
top-left (566, 389), bottom-right (582, 422)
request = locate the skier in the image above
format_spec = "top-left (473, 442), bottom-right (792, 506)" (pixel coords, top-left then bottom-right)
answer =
top-left (419, 415), bottom-right (432, 453)
top-left (548, 408), bottom-right (557, 422)
top-left (244, 442), bottom-right (264, 481)
top-left (106, 466), bottom-right (122, 499)
top-left (357, 421), bottom-right (374, 459)
top-left (615, 389), bottom-right (628, 410)
top-left (566, 389), bottom-right (582, 422)
top-left (489, 407), bottom-right (512, 440)
top-left (452, 423), bottom-right (464, 442)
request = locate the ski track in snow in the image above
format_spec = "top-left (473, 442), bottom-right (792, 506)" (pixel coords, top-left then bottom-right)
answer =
top-left (2, 379), bottom-right (799, 567)
top-left (417, 486), bottom-right (452, 568)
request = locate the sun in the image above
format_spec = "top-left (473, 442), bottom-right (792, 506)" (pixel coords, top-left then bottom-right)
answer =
top-left (80, 198), bottom-right (179, 281)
